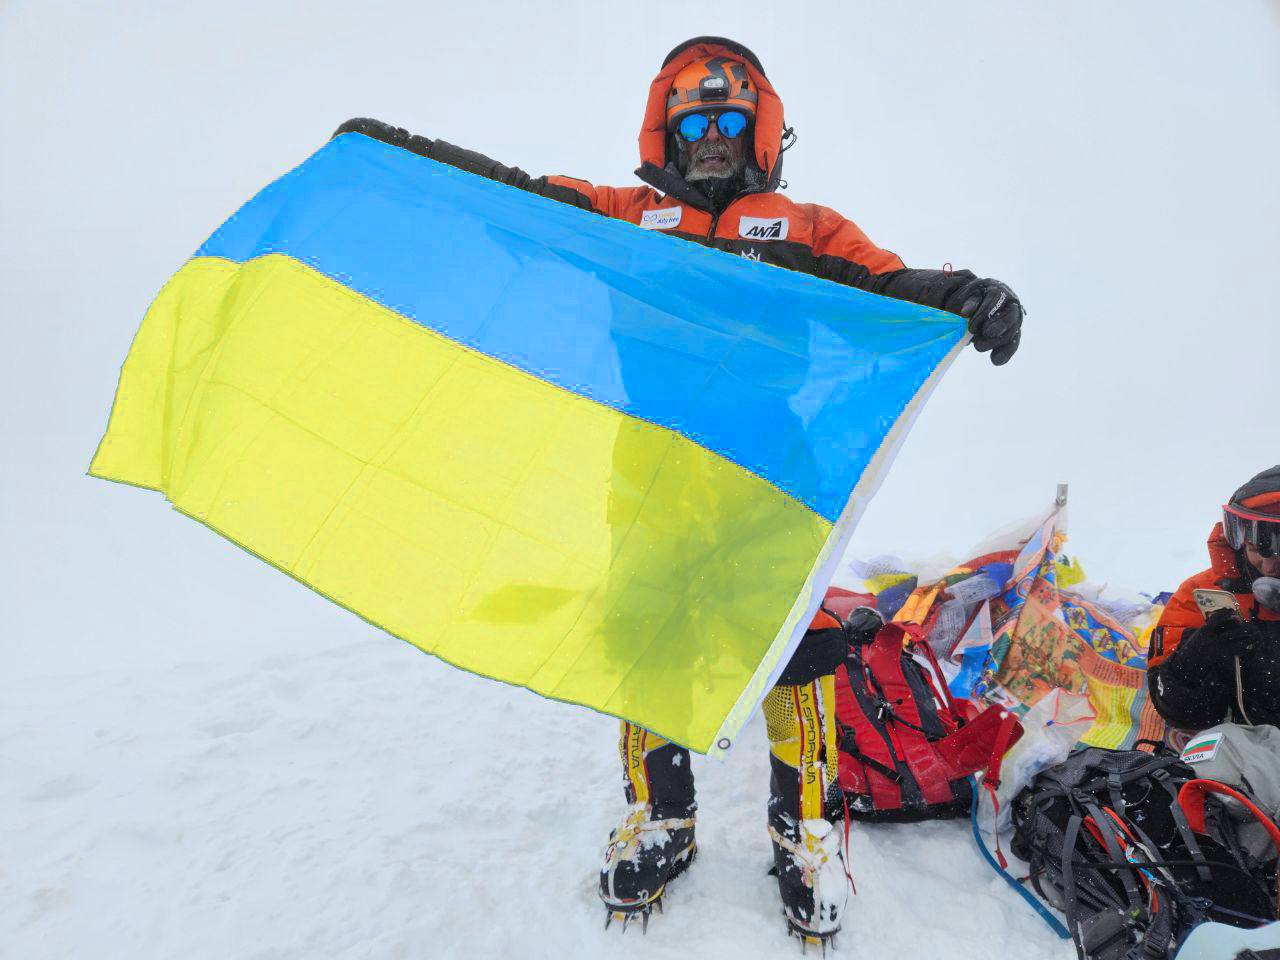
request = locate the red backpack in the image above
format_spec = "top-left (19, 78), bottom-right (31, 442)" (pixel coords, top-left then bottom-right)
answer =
top-left (824, 590), bottom-right (1023, 822)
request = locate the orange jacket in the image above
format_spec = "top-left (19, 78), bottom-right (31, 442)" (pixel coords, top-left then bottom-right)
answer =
top-left (545, 174), bottom-right (906, 277)
top-left (1148, 522), bottom-right (1280, 668)
top-left (542, 37), bottom-right (907, 282)
top-left (335, 38), bottom-right (983, 308)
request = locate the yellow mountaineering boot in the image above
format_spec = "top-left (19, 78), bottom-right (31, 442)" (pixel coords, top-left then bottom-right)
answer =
top-left (599, 722), bottom-right (696, 931)
top-left (765, 673), bottom-right (851, 949)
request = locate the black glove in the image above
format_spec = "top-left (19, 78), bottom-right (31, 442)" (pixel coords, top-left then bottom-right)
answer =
top-left (331, 118), bottom-right (596, 211)
top-left (951, 278), bottom-right (1024, 366)
top-left (1167, 608), bottom-right (1259, 682)
top-left (333, 117), bottom-right (435, 156)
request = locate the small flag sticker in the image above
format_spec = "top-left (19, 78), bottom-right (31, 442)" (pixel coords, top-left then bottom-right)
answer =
top-left (1181, 731), bottom-right (1224, 764)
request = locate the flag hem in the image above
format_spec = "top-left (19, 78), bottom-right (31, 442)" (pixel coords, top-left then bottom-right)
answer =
top-left (707, 333), bottom-right (972, 760)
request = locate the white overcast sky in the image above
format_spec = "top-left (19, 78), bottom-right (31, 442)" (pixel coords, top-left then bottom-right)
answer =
top-left (3, 0), bottom-right (1278, 680)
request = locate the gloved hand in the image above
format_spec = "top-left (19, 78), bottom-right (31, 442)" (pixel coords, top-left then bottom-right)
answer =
top-left (952, 278), bottom-right (1024, 366)
top-left (1167, 608), bottom-right (1259, 682)
top-left (1201, 607), bottom-right (1261, 652)
top-left (332, 117), bottom-right (435, 155)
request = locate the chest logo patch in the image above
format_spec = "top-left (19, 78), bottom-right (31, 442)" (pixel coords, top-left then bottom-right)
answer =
top-left (639, 207), bottom-right (682, 230)
top-left (739, 216), bottom-right (789, 241)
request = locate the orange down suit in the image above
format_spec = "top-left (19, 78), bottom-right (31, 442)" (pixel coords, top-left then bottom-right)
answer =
top-left (329, 37), bottom-right (989, 819)
top-left (335, 38), bottom-right (983, 315)
top-left (545, 38), bottom-right (911, 287)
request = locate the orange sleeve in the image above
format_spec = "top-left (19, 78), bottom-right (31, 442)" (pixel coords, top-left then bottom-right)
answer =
top-left (809, 608), bottom-right (842, 631)
top-left (1148, 571), bottom-right (1213, 666)
top-left (809, 206), bottom-right (906, 275)
top-left (544, 177), bottom-right (656, 222)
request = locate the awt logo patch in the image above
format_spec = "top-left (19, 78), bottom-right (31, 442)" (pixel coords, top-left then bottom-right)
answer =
top-left (738, 216), bottom-right (789, 241)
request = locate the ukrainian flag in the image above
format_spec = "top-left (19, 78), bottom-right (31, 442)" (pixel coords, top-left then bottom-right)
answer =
top-left (90, 129), bottom-right (966, 756)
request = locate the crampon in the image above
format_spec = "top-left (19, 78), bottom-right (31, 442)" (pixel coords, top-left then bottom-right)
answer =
top-left (599, 802), bottom-right (696, 933)
top-left (769, 815), bottom-right (851, 953)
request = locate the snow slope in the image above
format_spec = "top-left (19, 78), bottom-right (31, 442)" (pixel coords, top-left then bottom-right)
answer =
top-left (3, 635), bottom-right (1071, 960)
top-left (3, 1), bottom-right (1278, 957)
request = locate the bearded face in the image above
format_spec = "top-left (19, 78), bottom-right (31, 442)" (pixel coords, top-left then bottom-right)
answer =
top-left (681, 122), bottom-right (750, 182)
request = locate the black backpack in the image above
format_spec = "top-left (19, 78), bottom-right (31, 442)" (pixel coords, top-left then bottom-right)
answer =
top-left (1010, 746), bottom-right (1278, 960)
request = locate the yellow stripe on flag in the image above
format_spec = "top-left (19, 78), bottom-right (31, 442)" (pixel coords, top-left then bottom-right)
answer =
top-left (90, 254), bottom-right (832, 752)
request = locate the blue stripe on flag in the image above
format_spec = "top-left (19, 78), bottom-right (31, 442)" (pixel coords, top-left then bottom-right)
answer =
top-left (197, 132), bottom-right (964, 521)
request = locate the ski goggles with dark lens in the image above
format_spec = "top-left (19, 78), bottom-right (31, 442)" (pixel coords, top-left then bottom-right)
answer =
top-left (1223, 503), bottom-right (1280, 558)
top-left (675, 110), bottom-right (749, 142)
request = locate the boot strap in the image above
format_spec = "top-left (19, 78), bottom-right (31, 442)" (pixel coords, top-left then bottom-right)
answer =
top-left (768, 823), bottom-right (834, 868)
top-left (613, 813), bottom-right (695, 847)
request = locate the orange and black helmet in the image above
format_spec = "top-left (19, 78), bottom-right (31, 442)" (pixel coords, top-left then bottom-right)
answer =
top-left (666, 55), bottom-right (759, 130)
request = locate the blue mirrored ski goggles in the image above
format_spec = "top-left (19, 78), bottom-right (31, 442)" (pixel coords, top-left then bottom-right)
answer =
top-left (675, 110), bottom-right (750, 143)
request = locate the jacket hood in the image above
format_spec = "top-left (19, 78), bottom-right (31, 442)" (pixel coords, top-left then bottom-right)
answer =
top-left (636, 37), bottom-right (787, 199)
top-left (1207, 521), bottom-right (1245, 583)
top-left (1213, 465), bottom-right (1280, 585)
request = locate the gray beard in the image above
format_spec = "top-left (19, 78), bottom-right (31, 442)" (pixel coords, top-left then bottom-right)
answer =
top-left (672, 139), bottom-right (754, 211)
top-left (687, 166), bottom-right (733, 182)
top-left (679, 136), bottom-right (746, 183)
top-left (685, 157), bottom-right (745, 183)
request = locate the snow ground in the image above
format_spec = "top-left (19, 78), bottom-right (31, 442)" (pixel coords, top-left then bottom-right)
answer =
top-left (4, 1), bottom-right (1278, 957)
top-left (2, 633), bottom-right (1071, 960)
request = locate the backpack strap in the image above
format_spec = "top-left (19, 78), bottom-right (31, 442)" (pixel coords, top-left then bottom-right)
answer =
top-left (1062, 788), bottom-right (1141, 954)
top-left (1150, 767), bottom-right (1213, 883)
top-left (842, 645), bottom-right (917, 808)
top-left (837, 733), bottom-right (904, 784)
top-left (1136, 885), bottom-right (1174, 959)
top-left (977, 710), bottom-right (1023, 869)
top-left (1077, 800), bottom-right (1178, 960)
top-left (1105, 771), bottom-right (1126, 818)
top-left (854, 624), bottom-right (954, 806)
top-left (867, 623), bottom-right (958, 805)
top-left (1077, 795), bottom-right (1144, 911)
top-left (907, 625), bottom-right (961, 717)
top-left (1061, 812), bottom-right (1089, 960)
top-left (1178, 778), bottom-right (1280, 917)
top-left (1078, 754), bottom-right (1180, 796)
top-left (982, 710), bottom-right (1022, 790)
